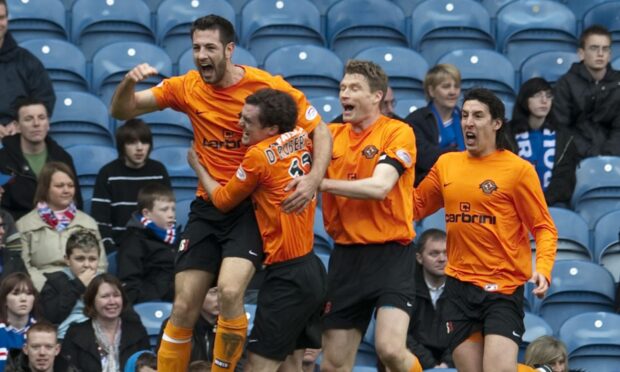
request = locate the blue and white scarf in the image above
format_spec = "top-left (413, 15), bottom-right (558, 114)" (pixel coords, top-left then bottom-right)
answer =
top-left (136, 214), bottom-right (176, 244)
top-left (515, 128), bottom-right (556, 190)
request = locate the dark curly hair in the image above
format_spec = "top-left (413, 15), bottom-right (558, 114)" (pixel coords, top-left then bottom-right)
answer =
top-left (510, 77), bottom-right (556, 135)
top-left (245, 88), bottom-right (298, 134)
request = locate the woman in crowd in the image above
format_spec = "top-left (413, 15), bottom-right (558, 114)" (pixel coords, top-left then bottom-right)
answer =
top-left (525, 335), bottom-right (570, 372)
top-left (61, 273), bottom-right (150, 372)
top-left (16, 161), bottom-right (107, 290)
top-left (405, 63), bottom-right (464, 185)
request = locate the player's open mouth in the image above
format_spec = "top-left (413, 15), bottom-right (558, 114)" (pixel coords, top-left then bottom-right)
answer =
top-left (342, 104), bottom-right (354, 113)
top-left (200, 62), bottom-right (214, 74)
top-left (465, 132), bottom-right (476, 145)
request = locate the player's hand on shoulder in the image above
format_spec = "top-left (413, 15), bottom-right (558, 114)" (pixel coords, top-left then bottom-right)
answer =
top-left (125, 63), bottom-right (159, 83)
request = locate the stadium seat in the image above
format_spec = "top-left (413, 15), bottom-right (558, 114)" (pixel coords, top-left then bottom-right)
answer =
top-left (326, 0), bottom-right (408, 61)
top-left (356, 314), bottom-right (377, 368)
top-left (394, 98), bottom-right (427, 119)
top-left (411, 0), bottom-right (494, 64)
top-left (566, 0), bottom-right (612, 31)
top-left (20, 39), bottom-right (89, 92)
top-left (437, 49), bottom-right (516, 104)
top-left (60, 0), bottom-right (75, 11)
top-left (559, 312), bottom-right (620, 372)
top-left (480, 0), bottom-right (515, 17)
top-left (177, 45), bottom-right (257, 75)
top-left (353, 46), bottom-right (428, 101)
top-left (50, 91), bottom-right (113, 148)
top-left (391, 0), bottom-right (427, 15)
top-left (519, 51), bottom-right (579, 86)
top-left (71, 0), bottom-right (155, 59)
top-left (6, 0), bottom-right (67, 42)
top-left (137, 109), bottom-right (193, 148)
top-left (583, 2), bottom-right (620, 52)
top-left (546, 207), bottom-right (592, 262)
top-left (571, 156), bottom-right (620, 228)
top-left (538, 260), bottom-right (616, 333)
top-left (520, 312), bottom-right (553, 362)
top-left (245, 303), bottom-right (257, 334)
top-left (106, 251), bottom-right (117, 275)
top-left (417, 208), bottom-right (446, 237)
top-left (496, 0), bottom-right (578, 69)
top-left (143, 0), bottom-right (164, 12)
top-left (65, 144), bottom-right (117, 213)
top-left (156, 0), bottom-right (236, 63)
top-left (175, 198), bottom-right (193, 234)
top-left (263, 45), bottom-right (343, 99)
top-left (92, 41), bottom-right (172, 106)
top-left (134, 301), bottom-right (173, 347)
top-left (593, 210), bottom-right (620, 282)
top-left (240, 0), bottom-right (324, 64)
top-left (310, 96), bottom-right (342, 123)
top-left (313, 206), bottom-right (333, 255)
top-left (613, 56), bottom-right (620, 70)
top-left (312, 0), bottom-right (340, 16)
top-left (150, 146), bottom-right (198, 201)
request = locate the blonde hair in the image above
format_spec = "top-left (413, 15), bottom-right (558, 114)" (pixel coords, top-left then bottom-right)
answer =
top-left (423, 64), bottom-right (461, 101)
top-left (524, 336), bottom-right (568, 371)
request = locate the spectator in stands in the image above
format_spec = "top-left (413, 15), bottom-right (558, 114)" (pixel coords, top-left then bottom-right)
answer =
top-left (91, 119), bottom-right (171, 253)
top-left (16, 161), bottom-right (106, 290)
top-left (61, 273), bottom-right (151, 372)
top-left (117, 183), bottom-right (176, 304)
top-left (331, 86), bottom-right (402, 123)
top-left (0, 273), bottom-right (41, 371)
top-left (0, 97), bottom-right (82, 220)
top-left (189, 360), bottom-right (211, 372)
top-left (0, 171), bottom-right (26, 280)
top-left (524, 336), bottom-right (569, 372)
top-left (510, 78), bottom-right (557, 192)
top-left (123, 350), bottom-right (157, 372)
top-left (39, 229), bottom-right (101, 339)
top-left (301, 349), bottom-right (320, 372)
top-left (547, 25), bottom-right (620, 205)
top-left (407, 228), bottom-right (453, 369)
top-left (405, 64), bottom-right (464, 186)
top-left (0, 0), bottom-right (55, 137)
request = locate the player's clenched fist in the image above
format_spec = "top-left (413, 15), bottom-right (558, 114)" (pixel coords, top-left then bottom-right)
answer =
top-left (125, 63), bottom-right (159, 83)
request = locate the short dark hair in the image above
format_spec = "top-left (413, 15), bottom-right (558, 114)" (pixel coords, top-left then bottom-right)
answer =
top-left (417, 228), bottom-right (446, 254)
top-left (136, 352), bottom-right (157, 371)
top-left (12, 97), bottom-right (48, 121)
top-left (65, 229), bottom-right (101, 257)
top-left (25, 322), bottom-right (58, 341)
top-left (191, 14), bottom-right (235, 46)
top-left (462, 88), bottom-right (510, 151)
top-left (579, 24), bottom-right (612, 49)
top-left (344, 60), bottom-right (388, 99)
top-left (83, 274), bottom-right (129, 319)
top-left (511, 77), bottom-right (556, 134)
top-left (0, 272), bottom-right (41, 323)
top-left (137, 183), bottom-right (175, 212)
top-left (33, 161), bottom-right (77, 204)
top-left (245, 88), bottom-right (298, 134)
top-left (115, 118), bottom-right (153, 158)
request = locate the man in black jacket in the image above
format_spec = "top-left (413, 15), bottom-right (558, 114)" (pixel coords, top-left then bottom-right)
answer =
top-left (547, 25), bottom-right (620, 205)
top-left (0, 0), bottom-right (55, 137)
top-left (0, 97), bottom-right (82, 219)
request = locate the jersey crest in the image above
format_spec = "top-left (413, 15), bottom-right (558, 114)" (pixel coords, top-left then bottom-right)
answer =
top-left (362, 145), bottom-right (379, 159)
top-left (479, 179), bottom-right (498, 195)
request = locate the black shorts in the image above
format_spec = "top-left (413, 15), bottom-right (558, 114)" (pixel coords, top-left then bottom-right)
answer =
top-left (322, 241), bottom-right (416, 335)
top-left (175, 198), bottom-right (263, 275)
top-left (247, 253), bottom-right (327, 361)
top-left (443, 276), bottom-right (525, 350)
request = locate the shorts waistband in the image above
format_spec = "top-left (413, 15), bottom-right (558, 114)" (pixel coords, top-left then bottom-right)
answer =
top-left (334, 241), bottom-right (413, 250)
top-left (265, 252), bottom-right (314, 269)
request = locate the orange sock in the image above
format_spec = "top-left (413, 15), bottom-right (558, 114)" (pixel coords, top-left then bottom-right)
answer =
top-left (211, 313), bottom-right (248, 371)
top-left (158, 321), bottom-right (193, 372)
top-left (409, 355), bottom-right (422, 372)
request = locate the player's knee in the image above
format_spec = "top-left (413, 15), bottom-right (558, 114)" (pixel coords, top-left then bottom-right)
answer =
top-left (375, 339), bottom-right (407, 369)
top-left (218, 282), bottom-right (245, 305)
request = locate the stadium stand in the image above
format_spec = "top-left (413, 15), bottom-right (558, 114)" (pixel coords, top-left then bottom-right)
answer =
top-left (178, 44), bottom-right (257, 75)
top-left (310, 96), bottom-right (342, 123)
top-left (393, 98), bottom-right (426, 119)
top-left (543, 207), bottom-right (591, 262)
top-left (134, 301), bottom-right (173, 347)
top-left (313, 207), bottom-right (333, 255)
top-left (149, 146), bottom-right (198, 201)
top-left (520, 312), bottom-right (554, 362)
top-left (519, 50), bottom-right (579, 86)
top-left (583, 1), bottom-right (620, 52)
top-left (137, 109), bottom-right (194, 148)
top-left (175, 198), bottom-right (193, 233)
top-left (593, 210), bottom-right (620, 282)
top-left (563, 0), bottom-right (610, 31)
top-left (107, 251), bottom-right (117, 276)
top-left (6, 0), bottom-right (67, 42)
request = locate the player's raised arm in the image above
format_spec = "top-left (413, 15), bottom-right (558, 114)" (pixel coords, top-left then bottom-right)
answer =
top-left (110, 63), bottom-right (160, 120)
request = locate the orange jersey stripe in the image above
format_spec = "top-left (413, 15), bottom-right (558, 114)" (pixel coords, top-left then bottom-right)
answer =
top-left (322, 116), bottom-right (416, 245)
top-left (414, 150), bottom-right (558, 295)
top-left (151, 67), bottom-right (321, 199)
top-left (211, 127), bottom-right (315, 265)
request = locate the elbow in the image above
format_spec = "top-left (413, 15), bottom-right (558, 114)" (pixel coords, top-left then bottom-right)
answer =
top-left (371, 185), bottom-right (392, 201)
top-left (110, 107), bottom-right (130, 121)
top-left (212, 200), bottom-right (233, 214)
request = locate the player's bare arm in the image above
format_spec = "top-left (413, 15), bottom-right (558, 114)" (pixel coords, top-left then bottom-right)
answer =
top-left (110, 63), bottom-right (160, 120)
top-left (320, 163), bottom-right (399, 200)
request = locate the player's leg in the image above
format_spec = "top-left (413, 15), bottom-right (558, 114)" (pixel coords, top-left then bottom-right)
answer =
top-left (452, 332), bottom-right (484, 372)
top-left (483, 334), bottom-right (518, 372)
top-left (320, 329), bottom-right (362, 372)
top-left (374, 307), bottom-right (421, 372)
top-left (277, 350), bottom-right (305, 372)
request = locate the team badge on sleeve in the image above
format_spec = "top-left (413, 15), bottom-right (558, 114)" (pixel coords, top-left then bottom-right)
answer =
top-left (396, 149), bottom-right (412, 167)
top-left (305, 106), bottom-right (318, 121)
top-left (236, 166), bottom-right (247, 181)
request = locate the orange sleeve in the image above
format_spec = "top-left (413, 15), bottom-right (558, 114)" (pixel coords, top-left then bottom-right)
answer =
top-left (413, 162), bottom-right (444, 221)
top-left (150, 75), bottom-right (188, 112)
top-left (382, 123), bottom-right (416, 171)
top-left (211, 147), bottom-right (264, 212)
top-left (513, 163), bottom-right (558, 283)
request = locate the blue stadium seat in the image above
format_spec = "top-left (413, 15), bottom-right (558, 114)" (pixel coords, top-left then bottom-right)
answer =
top-left (134, 301), bottom-right (173, 347)
top-left (593, 210), bottom-right (620, 282)
top-left (546, 207), bottom-right (592, 262)
top-left (6, 0), bottom-right (67, 42)
top-left (51, 91), bottom-right (113, 148)
top-left (565, 0), bottom-right (611, 31)
top-left (326, 0), bottom-right (408, 61)
top-left (496, 0), bottom-right (578, 69)
top-left (245, 303), bottom-right (257, 334)
top-left (106, 251), bottom-right (117, 275)
top-left (538, 261), bottom-right (616, 333)
top-left (60, 0), bottom-right (75, 11)
top-left (71, 0), bottom-right (155, 59)
top-left (156, 0), bottom-right (235, 63)
top-left (150, 146), bottom-right (198, 201)
top-left (310, 96), bottom-right (342, 123)
top-left (520, 312), bottom-right (553, 362)
top-left (240, 0), bottom-right (324, 65)
top-left (480, 0), bottom-right (515, 17)
top-left (312, 0), bottom-right (340, 16)
top-left (583, 2), bottom-right (620, 52)
top-left (92, 41), bottom-right (172, 106)
top-left (313, 206), bottom-right (333, 255)
top-left (263, 45), bottom-right (343, 99)
top-left (394, 98), bottom-right (427, 119)
top-left (417, 208), bottom-right (446, 237)
top-left (559, 312), bottom-right (620, 372)
top-left (177, 45), bottom-right (257, 75)
top-left (411, 0), bottom-right (494, 64)
top-left (138, 109), bottom-right (193, 148)
top-left (356, 314), bottom-right (376, 368)
top-left (613, 56), bottom-right (620, 70)
top-left (175, 198), bottom-right (193, 234)
top-left (66, 144), bottom-right (117, 213)
top-left (143, 0), bottom-right (164, 12)
top-left (391, 0), bottom-right (427, 15)
top-left (20, 39), bottom-right (89, 92)
top-left (520, 51), bottom-right (579, 86)
top-left (437, 49), bottom-right (516, 104)
top-left (353, 46), bottom-right (428, 101)
top-left (571, 156), bottom-right (620, 228)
